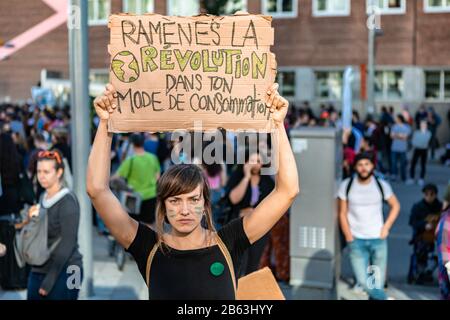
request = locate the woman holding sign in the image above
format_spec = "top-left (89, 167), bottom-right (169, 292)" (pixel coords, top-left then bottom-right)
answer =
top-left (87, 83), bottom-right (299, 300)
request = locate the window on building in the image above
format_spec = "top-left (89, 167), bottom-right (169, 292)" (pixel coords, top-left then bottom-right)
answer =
top-left (224, 0), bottom-right (247, 14)
top-left (315, 71), bottom-right (343, 100)
top-left (123, 0), bottom-right (154, 14)
top-left (88, 0), bottom-right (110, 25)
top-left (425, 70), bottom-right (450, 100)
top-left (366, 0), bottom-right (406, 15)
top-left (262, 0), bottom-right (298, 18)
top-left (276, 71), bottom-right (296, 97)
top-left (425, 71), bottom-right (441, 99)
top-left (424, 0), bottom-right (450, 13)
top-left (375, 70), bottom-right (403, 100)
top-left (167, 0), bottom-right (200, 16)
top-left (445, 72), bottom-right (450, 99)
top-left (313, 0), bottom-right (350, 17)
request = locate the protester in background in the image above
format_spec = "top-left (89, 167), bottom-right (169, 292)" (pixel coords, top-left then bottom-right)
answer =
top-left (50, 127), bottom-right (71, 171)
top-left (259, 208), bottom-right (290, 282)
top-left (415, 105), bottom-right (428, 128)
top-left (113, 133), bottom-right (160, 226)
top-left (407, 120), bottom-right (432, 186)
top-left (436, 206), bottom-right (450, 300)
top-left (23, 150), bottom-right (83, 300)
top-left (352, 111), bottom-right (365, 134)
top-left (408, 184), bottom-right (442, 284)
top-left (443, 182), bottom-right (450, 211)
top-left (441, 143), bottom-right (450, 166)
top-left (377, 118), bottom-right (392, 175)
top-left (390, 114), bottom-right (411, 182)
top-left (117, 134), bottom-right (133, 163)
top-left (0, 132), bottom-right (22, 216)
top-left (201, 162), bottom-right (227, 229)
top-left (342, 128), bottom-right (357, 179)
top-left (401, 105), bottom-right (414, 127)
top-left (380, 106), bottom-right (394, 126)
top-left (329, 109), bottom-right (341, 129)
top-left (388, 106), bottom-right (395, 119)
top-left (338, 153), bottom-right (400, 300)
top-left (427, 106), bottom-right (442, 160)
top-left (12, 131), bottom-right (29, 168)
top-left (9, 112), bottom-right (26, 139)
top-left (342, 145), bottom-right (356, 179)
top-left (0, 133), bottom-right (27, 290)
top-left (27, 133), bottom-right (49, 201)
top-left (226, 151), bottom-right (276, 277)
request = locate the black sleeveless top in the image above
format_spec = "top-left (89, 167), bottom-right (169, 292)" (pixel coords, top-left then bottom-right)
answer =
top-left (126, 217), bottom-right (251, 300)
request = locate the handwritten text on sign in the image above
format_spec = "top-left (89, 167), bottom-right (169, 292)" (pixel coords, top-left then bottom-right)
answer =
top-left (108, 14), bottom-right (276, 132)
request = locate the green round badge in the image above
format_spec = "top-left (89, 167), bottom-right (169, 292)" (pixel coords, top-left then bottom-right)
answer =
top-left (210, 262), bottom-right (225, 277)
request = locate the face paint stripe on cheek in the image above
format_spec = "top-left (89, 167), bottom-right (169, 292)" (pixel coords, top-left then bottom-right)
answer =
top-left (167, 209), bottom-right (177, 218)
top-left (194, 206), bottom-right (204, 216)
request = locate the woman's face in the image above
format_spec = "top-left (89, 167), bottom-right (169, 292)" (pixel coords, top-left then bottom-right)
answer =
top-left (37, 160), bottom-right (62, 190)
top-left (248, 153), bottom-right (262, 175)
top-left (164, 185), bottom-right (205, 234)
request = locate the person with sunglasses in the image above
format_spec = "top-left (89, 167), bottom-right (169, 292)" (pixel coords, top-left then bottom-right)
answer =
top-left (22, 149), bottom-right (83, 300)
top-left (87, 83), bottom-right (299, 300)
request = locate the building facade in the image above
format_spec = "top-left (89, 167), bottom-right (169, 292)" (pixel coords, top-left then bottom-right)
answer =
top-left (0, 0), bottom-right (449, 139)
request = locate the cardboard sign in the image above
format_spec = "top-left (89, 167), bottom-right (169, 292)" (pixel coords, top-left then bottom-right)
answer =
top-left (236, 267), bottom-right (285, 300)
top-left (107, 13), bottom-right (277, 132)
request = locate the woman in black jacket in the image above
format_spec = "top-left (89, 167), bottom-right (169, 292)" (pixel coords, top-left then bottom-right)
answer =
top-left (0, 132), bottom-right (22, 216)
top-left (0, 132), bottom-right (25, 289)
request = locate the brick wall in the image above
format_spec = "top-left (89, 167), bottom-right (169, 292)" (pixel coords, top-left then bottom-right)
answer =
top-left (2, 0), bottom-right (450, 100)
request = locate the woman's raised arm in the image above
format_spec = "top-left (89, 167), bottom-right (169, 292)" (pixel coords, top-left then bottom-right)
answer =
top-left (86, 84), bottom-right (138, 249)
top-left (243, 83), bottom-right (300, 244)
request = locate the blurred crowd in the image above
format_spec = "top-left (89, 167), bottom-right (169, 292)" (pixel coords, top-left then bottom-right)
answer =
top-left (283, 102), bottom-right (450, 183)
top-left (0, 100), bottom-right (449, 298)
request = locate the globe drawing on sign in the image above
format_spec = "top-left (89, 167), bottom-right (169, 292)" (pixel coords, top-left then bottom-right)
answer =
top-left (111, 51), bottom-right (140, 83)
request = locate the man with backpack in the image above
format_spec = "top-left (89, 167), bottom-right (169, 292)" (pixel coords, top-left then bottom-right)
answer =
top-left (338, 152), bottom-right (401, 300)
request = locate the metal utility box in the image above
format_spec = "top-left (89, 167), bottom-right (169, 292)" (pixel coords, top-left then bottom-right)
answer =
top-left (289, 127), bottom-right (342, 299)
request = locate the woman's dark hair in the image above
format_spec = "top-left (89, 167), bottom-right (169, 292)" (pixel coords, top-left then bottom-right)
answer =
top-left (203, 163), bottom-right (222, 177)
top-left (396, 114), bottom-right (406, 124)
top-left (422, 183), bottom-right (438, 195)
top-left (0, 132), bottom-right (21, 186)
top-left (353, 152), bottom-right (375, 168)
top-left (52, 127), bottom-right (68, 144)
top-left (155, 164), bottom-right (215, 251)
top-left (130, 133), bottom-right (144, 148)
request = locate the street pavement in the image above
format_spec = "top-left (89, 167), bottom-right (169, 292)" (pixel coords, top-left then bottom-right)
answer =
top-left (1, 152), bottom-right (448, 300)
